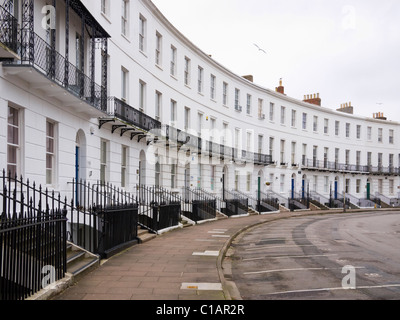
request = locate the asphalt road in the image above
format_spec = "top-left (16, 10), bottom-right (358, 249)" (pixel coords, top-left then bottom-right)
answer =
top-left (229, 211), bottom-right (400, 300)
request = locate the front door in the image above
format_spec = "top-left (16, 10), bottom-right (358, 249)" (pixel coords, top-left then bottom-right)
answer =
top-left (334, 180), bottom-right (338, 200)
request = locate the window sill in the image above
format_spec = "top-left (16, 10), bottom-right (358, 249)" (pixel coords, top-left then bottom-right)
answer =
top-left (101, 12), bottom-right (112, 24)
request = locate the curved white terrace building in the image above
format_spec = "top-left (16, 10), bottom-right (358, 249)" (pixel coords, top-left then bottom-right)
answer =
top-left (1, 0), bottom-right (399, 211)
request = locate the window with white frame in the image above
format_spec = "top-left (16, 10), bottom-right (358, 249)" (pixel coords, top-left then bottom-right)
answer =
top-left (356, 179), bottom-right (361, 193)
top-left (335, 121), bottom-right (340, 136)
top-left (121, 146), bottom-right (128, 188)
top-left (389, 180), bottom-right (394, 194)
top-left (281, 106), bottom-right (286, 125)
top-left (210, 118), bottom-right (216, 142)
top-left (155, 91), bottom-right (162, 121)
top-left (121, 0), bottom-right (129, 37)
top-left (389, 129), bottom-right (394, 144)
top-left (246, 172), bottom-right (251, 192)
top-left (324, 147), bottom-right (328, 168)
top-left (139, 80), bottom-right (146, 112)
top-left (184, 107), bottom-right (190, 131)
top-left (246, 131), bottom-right (252, 152)
top-left (378, 128), bottom-right (383, 142)
top-left (46, 120), bottom-right (56, 185)
top-left (291, 142), bottom-right (296, 165)
top-left (280, 174), bottom-right (285, 193)
top-left (210, 74), bottom-right (216, 100)
top-left (367, 152), bottom-right (372, 166)
top-left (389, 154), bottom-right (394, 170)
top-left (269, 103), bottom-right (274, 121)
top-left (324, 118), bottom-right (329, 134)
top-left (184, 57), bottom-right (190, 86)
top-left (7, 106), bottom-right (21, 177)
top-left (258, 99), bottom-right (264, 119)
top-left (324, 176), bottom-right (329, 193)
top-left (234, 170), bottom-right (239, 191)
top-left (121, 67), bottom-right (128, 102)
top-left (335, 148), bottom-right (339, 165)
top-left (356, 125), bottom-right (361, 139)
top-left (291, 110), bottom-right (296, 128)
top-left (139, 14), bottom-right (146, 51)
top-left (223, 82), bottom-right (228, 106)
top-left (246, 94), bottom-right (252, 115)
top-left (367, 126), bottom-right (372, 140)
top-left (346, 123), bottom-right (350, 138)
top-left (171, 163), bottom-right (177, 188)
top-left (313, 116), bottom-right (318, 132)
top-left (197, 112), bottom-right (203, 137)
top-left (198, 66), bottom-right (203, 93)
top-left (302, 113), bottom-right (307, 130)
top-left (258, 135), bottom-right (264, 154)
top-left (170, 46), bottom-right (177, 76)
top-left (155, 32), bottom-right (162, 66)
top-left (345, 179), bottom-right (350, 194)
top-left (235, 88), bottom-right (240, 111)
top-left (101, 0), bottom-right (109, 16)
top-left (269, 137), bottom-right (274, 158)
top-left (170, 99), bottom-right (177, 126)
top-left (100, 139), bottom-right (108, 183)
top-left (280, 140), bottom-right (285, 164)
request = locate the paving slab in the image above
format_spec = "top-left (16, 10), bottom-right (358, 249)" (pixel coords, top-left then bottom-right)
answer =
top-left (55, 209), bottom-right (364, 301)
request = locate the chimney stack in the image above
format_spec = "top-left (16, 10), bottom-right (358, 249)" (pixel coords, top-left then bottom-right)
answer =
top-left (337, 102), bottom-right (354, 114)
top-left (373, 112), bottom-right (387, 120)
top-left (275, 78), bottom-right (285, 95)
top-left (303, 92), bottom-right (321, 106)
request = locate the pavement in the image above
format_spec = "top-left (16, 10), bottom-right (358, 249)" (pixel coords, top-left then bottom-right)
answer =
top-left (54, 208), bottom-right (388, 301)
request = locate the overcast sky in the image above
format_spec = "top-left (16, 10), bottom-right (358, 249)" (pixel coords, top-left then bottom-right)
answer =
top-left (151, 0), bottom-right (400, 122)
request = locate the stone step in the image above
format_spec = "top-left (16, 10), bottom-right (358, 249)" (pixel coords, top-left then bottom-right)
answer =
top-left (137, 227), bottom-right (157, 243)
top-left (66, 243), bottom-right (100, 280)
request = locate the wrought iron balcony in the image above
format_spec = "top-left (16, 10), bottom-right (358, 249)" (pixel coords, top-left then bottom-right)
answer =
top-left (0, 5), bottom-right (19, 58)
top-left (2, 29), bottom-right (107, 114)
top-left (105, 98), bottom-right (274, 166)
top-left (110, 97), bottom-right (162, 133)
top-left (302, 158), bottom-right (399, 176)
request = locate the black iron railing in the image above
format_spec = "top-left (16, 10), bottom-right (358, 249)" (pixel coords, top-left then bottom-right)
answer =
top-left (0, 171), bottom-right (67, 301)
top-left (68, 179), bottom-right (138, 257)
top-left (135, 185), bottom-right (181, 233)
top-left (110, 97), bottom-right (162, 132)
top-left (0, 5), bottom-right (18, 54)
top-left (181, 187), bottom-right (217, 222)
top-left (223, 190), bottom-right (249, 217)
top-left (3, 29), bottom-right (107, 112)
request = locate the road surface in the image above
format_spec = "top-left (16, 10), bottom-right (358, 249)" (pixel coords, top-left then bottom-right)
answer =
top-left (229, 211), bottom-right (400, 300)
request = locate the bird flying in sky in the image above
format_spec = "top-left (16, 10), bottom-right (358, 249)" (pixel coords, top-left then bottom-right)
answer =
top-left (254, 43), bottom-right (267, 54)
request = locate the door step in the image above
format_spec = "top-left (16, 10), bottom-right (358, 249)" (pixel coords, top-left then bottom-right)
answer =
top-left (137, 227), bottom-right (157, 243)
top-left (66, 243), bottom-right (100, 280)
